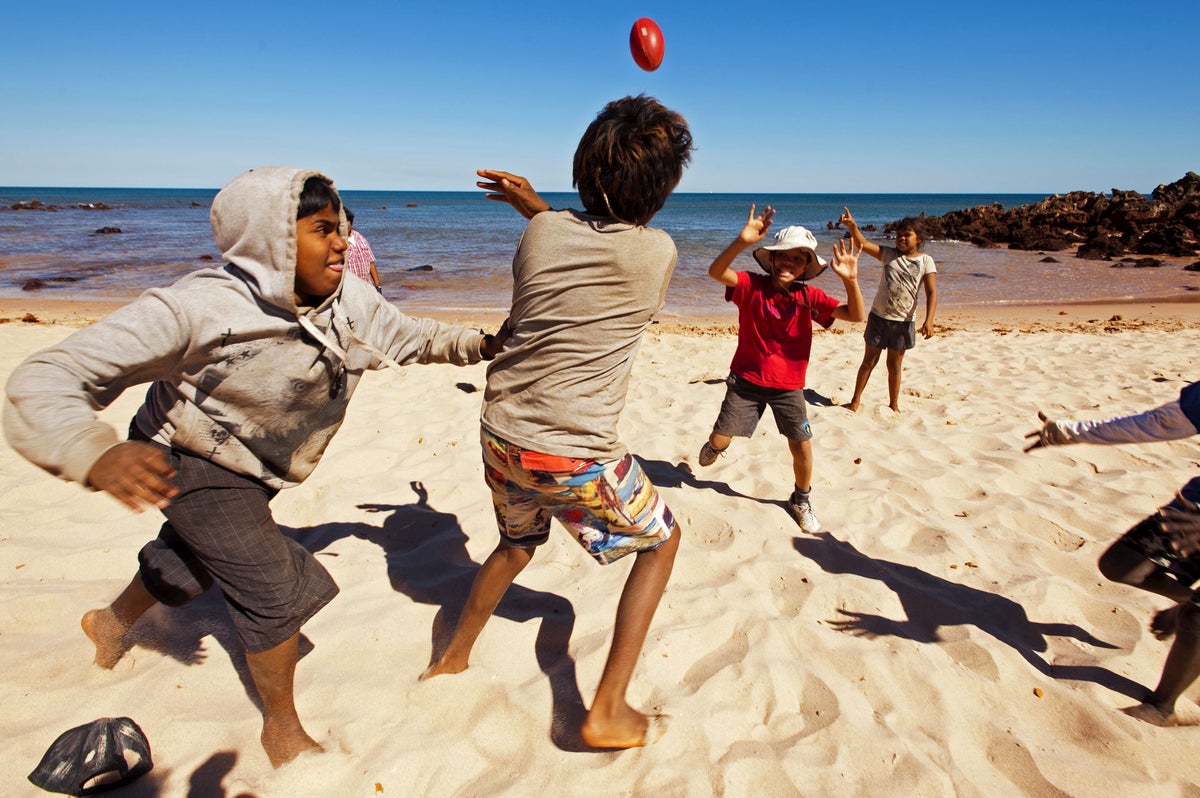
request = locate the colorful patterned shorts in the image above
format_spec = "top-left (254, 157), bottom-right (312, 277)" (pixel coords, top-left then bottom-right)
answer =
top-left (481, 428), bottom-right (675, 565)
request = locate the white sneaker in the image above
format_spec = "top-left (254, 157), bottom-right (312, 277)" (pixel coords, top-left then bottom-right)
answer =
top-left (789, 490), bottom-right (821, 533)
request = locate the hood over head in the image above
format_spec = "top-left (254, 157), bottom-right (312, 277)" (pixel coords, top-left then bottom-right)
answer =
top-left (210, 166), bottom-right (344, 314)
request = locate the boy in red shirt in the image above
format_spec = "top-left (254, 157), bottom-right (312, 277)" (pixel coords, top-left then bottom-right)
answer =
top-left (697, 205), bottom-right (864, 531)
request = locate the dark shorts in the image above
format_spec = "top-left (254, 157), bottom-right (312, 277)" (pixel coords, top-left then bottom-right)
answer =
top-left (1114, 476), bottom-right (1200, 597)
top-left (713, 373), bottom-right (812, 442)
top-left (864, 312), bottom-right (916, 351)
top-left (132, 429), bottom-right (338, 653)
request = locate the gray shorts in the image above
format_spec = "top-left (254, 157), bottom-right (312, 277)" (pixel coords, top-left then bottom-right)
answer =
top-left (864, 311), bottom-right (916, 351)
top-left (132, 430), bottom-right (338, 653)
top-left (712, 373), bottom-right (812, 442)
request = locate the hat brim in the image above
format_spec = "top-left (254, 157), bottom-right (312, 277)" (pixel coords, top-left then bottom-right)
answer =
top-left (753, 246), bottom-right (828, 282)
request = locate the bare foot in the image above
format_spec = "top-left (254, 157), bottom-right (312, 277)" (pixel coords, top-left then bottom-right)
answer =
top-left (81, 608), bottom-right (133, 669)
top-left (419, 655), bottom-right (467, 681)
top-left (844, 402), bottom-right (860, 413)
top-left (888, 404), bottom-right (902, 413)
top-left (580, 709), bottom-right (669, 749)
top-left (1151, 604), bottom-right (1183, 641)
top-left (1122, 702), bottom-right (1178, 726)
top-left (262, 721), bottom-right (324, 768)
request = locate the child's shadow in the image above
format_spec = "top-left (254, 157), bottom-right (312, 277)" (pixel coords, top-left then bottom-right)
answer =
top-left (803, 387), bottom-right (834, 407)
top-left (638, 456), bottom-right (796, 524)
top-left (792, 532), bottom-right (1146, 699)
top-left (638, 456), bottom-right (770, 505)
top-left (290, 481), bottom-right (591, 751)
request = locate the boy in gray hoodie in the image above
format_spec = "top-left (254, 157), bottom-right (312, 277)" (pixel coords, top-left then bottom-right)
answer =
top-left (3, 166), bottom-right (506, 767)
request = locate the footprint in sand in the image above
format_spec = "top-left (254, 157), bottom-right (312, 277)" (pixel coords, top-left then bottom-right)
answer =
top-left (675, 506), bottom-right (736, 550)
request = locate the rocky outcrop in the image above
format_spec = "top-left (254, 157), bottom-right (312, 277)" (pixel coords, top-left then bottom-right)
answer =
top-left (9, 200), bottom-right (111, 211)
top-left (887, 172), bottom-right (1200, 260)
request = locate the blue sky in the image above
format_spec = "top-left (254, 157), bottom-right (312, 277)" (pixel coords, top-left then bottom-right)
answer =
top-left (2, 1), bottom-right (1196, 193)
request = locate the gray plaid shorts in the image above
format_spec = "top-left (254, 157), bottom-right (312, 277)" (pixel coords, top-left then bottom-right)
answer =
top-left (134, 433), bottom-right (338, 653)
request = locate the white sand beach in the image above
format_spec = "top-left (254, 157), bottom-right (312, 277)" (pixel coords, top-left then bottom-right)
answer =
top-left (2, 299), bottom-right (1199, 797)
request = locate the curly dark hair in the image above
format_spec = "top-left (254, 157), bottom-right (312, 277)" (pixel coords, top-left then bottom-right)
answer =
top-left (572, 95), bottom-right (693, 226)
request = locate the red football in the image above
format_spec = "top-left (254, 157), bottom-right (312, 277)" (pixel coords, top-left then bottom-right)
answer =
top-left (629, 17), bottom-right (664, 72)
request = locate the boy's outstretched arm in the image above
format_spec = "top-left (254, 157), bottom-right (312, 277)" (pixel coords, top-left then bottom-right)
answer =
top-left (839, 207), bottom-right (883, 261)
top-left (829, 239), bottom-right (866, 322)
top-left (709, 205), bottom-right (775, 287)
top-left (476, 170), bottom-right (551, 219)
top-left (1024, 402), bottom-right (1198, 452)
top-left (920, 272), bottom-right (938, 338)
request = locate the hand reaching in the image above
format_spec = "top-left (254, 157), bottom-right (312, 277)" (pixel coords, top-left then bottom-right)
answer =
top-left (481, 317), bottom-right (513, 359)
top-left (86, 441), bottom-right (178, 512)
top-left (1024, 411), bottom-right (1073, 452)
top-left (476, 169), bottom-right (551, 220)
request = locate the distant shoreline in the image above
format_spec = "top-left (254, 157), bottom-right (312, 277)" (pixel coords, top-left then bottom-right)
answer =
top-left (3, 294), bottom-right (1198, 336)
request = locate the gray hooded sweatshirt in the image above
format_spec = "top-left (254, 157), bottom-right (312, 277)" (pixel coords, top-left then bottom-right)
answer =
top-left (4, 166), bottom-right (486, 489)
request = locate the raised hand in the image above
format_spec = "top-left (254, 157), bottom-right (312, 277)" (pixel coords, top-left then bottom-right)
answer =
top-left (476, 169), bottom-right (551, 220)
top-left (738, 204), bottom-right (775, 246)
top-left (839, 206), bottom-right (859, 232)
top-left (86, 441), bottom-right (178, 512)
top-left (829, 237), bottom-right (862, 280)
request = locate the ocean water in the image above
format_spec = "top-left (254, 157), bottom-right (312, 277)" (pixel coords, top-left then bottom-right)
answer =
top-left (2, 188), bottom-right (1197, 315)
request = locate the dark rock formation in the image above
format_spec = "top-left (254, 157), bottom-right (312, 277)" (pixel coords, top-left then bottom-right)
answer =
top-left (9, 199), bottom-right (108, 212)
top-left (93, 226), bottom-right (122, 234)
top-left (889, 172), bottom-right (1200, 260)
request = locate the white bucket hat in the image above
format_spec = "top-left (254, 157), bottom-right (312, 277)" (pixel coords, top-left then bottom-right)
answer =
top-left (753, 225), bottom-right (828, 281)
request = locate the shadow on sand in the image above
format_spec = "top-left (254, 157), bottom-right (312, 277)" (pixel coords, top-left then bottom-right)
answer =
top-left (290, 481), bottom-right (596, 751)
top-left (792, 531), bottom-right (1147, 699)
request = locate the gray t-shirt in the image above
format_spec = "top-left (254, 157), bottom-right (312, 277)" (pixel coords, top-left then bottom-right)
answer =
top-left (481, 210), bottom-right (676, 460)
top-left (870, 245), bottom-right (937, 321)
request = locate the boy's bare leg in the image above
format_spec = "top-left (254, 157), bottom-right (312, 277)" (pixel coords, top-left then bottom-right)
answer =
top-left (707, 432), bottom-right (732, 453)
top-left (246, 631), bottom-right (322, 767)
top-left (1124, 602), bottom-right (1200, 726)
top-left (787, 438), bottom-right (814, 493)
top-left (885, 349), bottom-right (905, 412)
top-left (847, 344), bottom-right (882, 412)
top-left (81, 574), bottom-right (159, 669)
top-left (421, 542), bottom-right (535, 679)
top-left (581, 525), bottom-right (681, 749)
